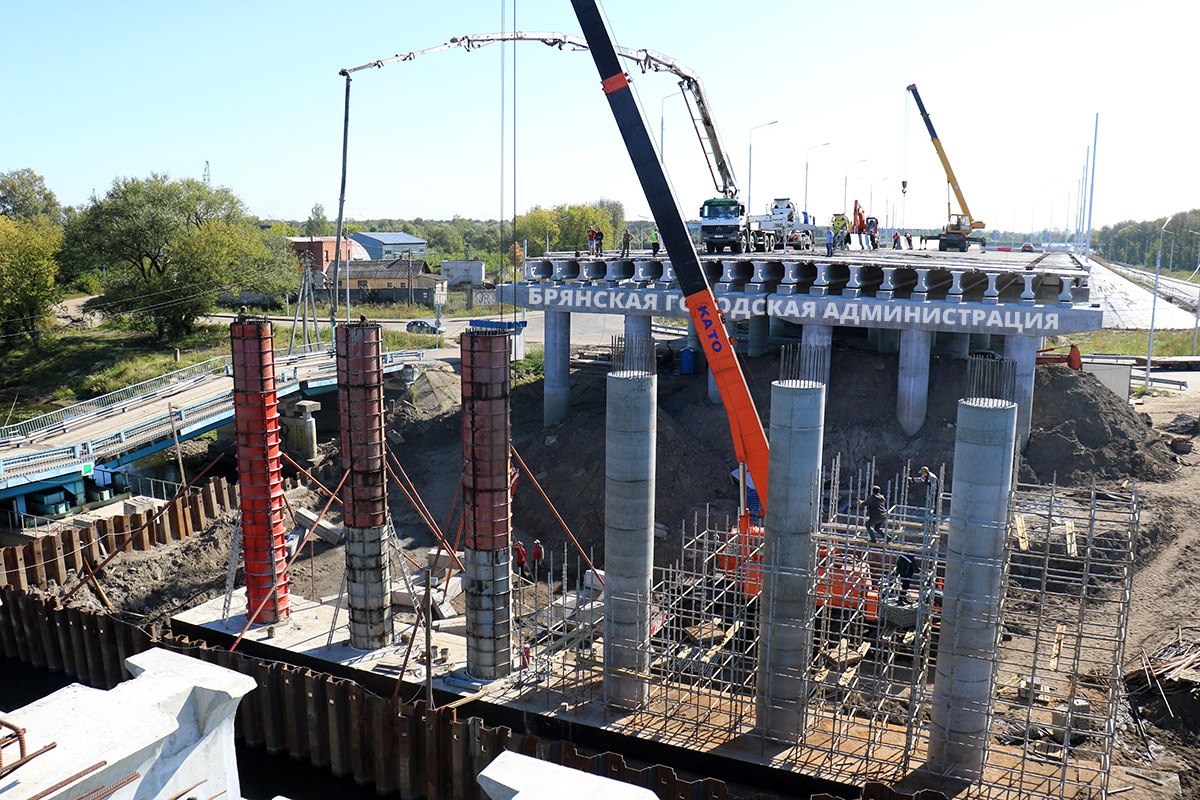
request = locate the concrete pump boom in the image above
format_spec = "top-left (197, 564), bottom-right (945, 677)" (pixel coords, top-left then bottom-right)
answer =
top-left (566, 1), bottom-right (770, 515)
top-left (341, 31), bottom-right (738, 198)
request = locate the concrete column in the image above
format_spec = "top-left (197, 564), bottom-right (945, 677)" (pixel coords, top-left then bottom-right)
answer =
top-left (284, 400), bottom-right (321, 462)
top-left (768, 316), bottom-right (788, 339)
top-left (462, 331), bottom-right (514, 680)
top-left (756, 378), bottom-right (825, 740)
top-left (801, 325), bottom-right (832, 386)
top-left (1003, 335), bottom-right (1038, 451)
top-left (929, 398), bottom-right (1017, 782)
top-left (897, 329), bottom-right (932, 436)
top-left (623, 314), bottom-right (651, 343)
top-left (877, 329), bottom-right (899, 354)
top-left (970, 333), bottom-right (992, 352)
top-left (544, 310), bottom-right (571, 427)
top-left (604, 368), bottom-right (657, 710)
top-left (947, 333), bottom-right (971, 360)
top-left (748, 315), bottom-right (769, 357)
top-left (336, 323), bottom-right (392, 650)
top-left (686, 319), bottom-right (707, 372)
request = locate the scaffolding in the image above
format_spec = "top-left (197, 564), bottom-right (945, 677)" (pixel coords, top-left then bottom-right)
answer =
top-left (495, 465), bottom-right (1136, 800)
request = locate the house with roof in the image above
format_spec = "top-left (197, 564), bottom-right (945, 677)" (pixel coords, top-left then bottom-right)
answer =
top-left (350, 232), bottom-right (427, 261)
top-left (333, 258), bottom-right (448, 307)
top-left (285, 236), bottom-right (370, 270)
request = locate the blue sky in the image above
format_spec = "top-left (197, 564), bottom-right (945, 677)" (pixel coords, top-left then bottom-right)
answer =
top-left (4, 1), bottom-right (1196, 232)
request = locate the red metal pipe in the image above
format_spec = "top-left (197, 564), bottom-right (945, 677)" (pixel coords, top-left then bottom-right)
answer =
top-left (230, 319), bottom-right (289, 623)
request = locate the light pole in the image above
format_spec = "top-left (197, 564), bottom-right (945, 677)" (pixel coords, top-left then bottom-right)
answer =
top-left (803, 142), bottom-right (830, 223)
top-left (868, 176), bottom-right (890, 214)
top-left (1187, 230), bottom-right (1200, 355)
top-left (843, 159), bottom-right (867, 216)
top-left (747, 120), bottom-right (778, 215)
top-left (1145, 215), bottom-right (1177, 389)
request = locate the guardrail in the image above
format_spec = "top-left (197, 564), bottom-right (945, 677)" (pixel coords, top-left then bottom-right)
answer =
top-left (0, 347), bottom-right (426, 485)
top-left (0, 356), bottom-right (231, 443)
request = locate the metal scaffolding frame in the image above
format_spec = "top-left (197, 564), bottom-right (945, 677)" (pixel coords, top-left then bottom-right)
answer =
top-left (493, 466), bottom-right (1136, 799)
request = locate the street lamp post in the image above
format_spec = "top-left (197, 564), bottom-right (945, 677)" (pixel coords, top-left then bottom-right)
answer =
top-left (803, 142), bottom-right (831, 223)
top-left (1187, 230), bottom-right (1200, 354)
top-left (747, 120), bottom-right (778, 215)
top-left (843, 159), bottom-right (867, 216)
top-left (1145, 215), bottom-right (1177, 389)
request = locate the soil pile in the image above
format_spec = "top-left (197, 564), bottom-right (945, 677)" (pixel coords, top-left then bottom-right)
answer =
top-left (1023, 365), bottom-right (1178, 485)
top-left (40, 511), bottom-right (239, 622)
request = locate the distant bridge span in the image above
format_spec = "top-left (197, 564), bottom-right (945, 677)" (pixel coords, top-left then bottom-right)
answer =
top-left (0, 344), bottom-right (424, 511)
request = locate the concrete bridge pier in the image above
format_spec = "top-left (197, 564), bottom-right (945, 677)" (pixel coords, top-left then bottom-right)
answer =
top-left (686, 319), bottom-right (707, 372)
top-left (1003, 334), bottom-right (1039, 450)
top-left (897, 329), bottom-right (932, 436)
top-left (947, 333), bottom-right (971, 360)
top-left (623, 314), bottom-right (651, 343)
top-left (604, 339), bottom-right (657, 710)
top-left (800, 325), bottom-right (832, 386)
top-left (748, 316), bottom-right (769, 357)
top-left (877, 329), bottom-right (899, 354)
top-left (757, 365), bottom-right (825, 739)
top-left (544, 310), bottom-right (571, 427)
top-left (929, 392), bottom-right (1018, 781)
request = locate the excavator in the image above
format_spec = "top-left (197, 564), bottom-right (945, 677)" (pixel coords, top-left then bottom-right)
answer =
top-left (906, 83), bottom-right (987, 253)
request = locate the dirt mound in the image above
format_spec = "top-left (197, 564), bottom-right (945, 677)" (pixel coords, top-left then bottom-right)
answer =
top-left (39, 511), bottom-right (240, 622)
top-left (1023, 365), bottom-right (1178, 485)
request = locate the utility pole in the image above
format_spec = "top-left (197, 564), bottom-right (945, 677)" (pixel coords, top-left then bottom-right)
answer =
top-left (1084, 113), bottom-right (1098, 262)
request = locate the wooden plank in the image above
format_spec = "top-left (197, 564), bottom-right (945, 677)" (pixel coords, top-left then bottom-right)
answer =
top-left (1015, 514), bottom-right (1029, 551)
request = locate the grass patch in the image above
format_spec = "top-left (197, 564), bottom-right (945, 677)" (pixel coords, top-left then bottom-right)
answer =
top-left (512, 346), bottom-right (545, 385)
top-left (1051, 330), bottom-right (1199, 358)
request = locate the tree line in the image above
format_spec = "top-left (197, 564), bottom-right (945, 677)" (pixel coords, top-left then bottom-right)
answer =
top-left (0, 167), bottom-right (640, 343)
top-left (1093, 209), bottom-right (1200, 272)
top-left (0, 168), bottom-right (296, 343)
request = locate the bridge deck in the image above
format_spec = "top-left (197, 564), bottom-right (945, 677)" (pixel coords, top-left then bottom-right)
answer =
top-left (0, 347), bottom-right (422, 496)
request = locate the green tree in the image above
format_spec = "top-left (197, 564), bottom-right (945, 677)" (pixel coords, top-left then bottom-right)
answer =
top-left (304, 203), bottom-right (333, 236)
top-left (0, 168), bottom-right (62, 223)
top-left (515, 206), bottom-right (560, 256)
top-left (66, 174), bottom-right (292, 339)
top-left (0, 215), bottom-right (62, 343)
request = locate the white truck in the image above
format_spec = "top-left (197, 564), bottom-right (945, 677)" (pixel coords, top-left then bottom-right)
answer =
top-left (748, 198), bottom-right (819, 252)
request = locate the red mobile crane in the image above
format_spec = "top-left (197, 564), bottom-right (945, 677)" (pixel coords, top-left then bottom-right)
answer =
top-left (569, 1), bottom-right (770, 528)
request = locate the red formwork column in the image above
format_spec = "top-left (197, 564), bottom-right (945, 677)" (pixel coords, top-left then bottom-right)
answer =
top-left (230, 319), bottom-right (289, 623)
top-left (461, 329), bottom-right (513, 680)
top-left (335, 322), bottom-right (393, 649)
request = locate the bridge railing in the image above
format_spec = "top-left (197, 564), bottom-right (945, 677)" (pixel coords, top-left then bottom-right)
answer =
top-left (0, 345), bottom-right (426, 483)
top-left (0, 356), bottom-right (233, 443)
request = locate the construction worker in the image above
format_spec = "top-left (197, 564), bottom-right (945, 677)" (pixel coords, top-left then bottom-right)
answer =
top-left (859, 485), bottom-right (888, 543)
top-left (531, 539), bottom-right (544, 581)
top-left (910, 466), bottom-right (938, 505)
top-left (594, 227), bottom-right (605, 256)
top-left (892, 231), bottom-right (902, 250)
top-left (904, 231), bottom-right (913, 249)
top-left (825, 228), bottom-right (835, 257)
top-left (620, 227), bottom-right (632, 258)
top-left (651, 227), bottom-right (660, 257)
top-left (513, 540), bottom-right (527, 578)
top-left (587, 226), bottom-right (596, 256)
